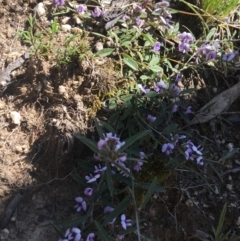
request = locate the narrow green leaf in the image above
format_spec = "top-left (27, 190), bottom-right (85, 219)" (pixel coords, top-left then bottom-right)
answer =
top-left (219, 148), bottom-right (239, 162)
top-left (103, 196), bottom-right (130, 225)
top-left (163, 124), bottom-right (178, 135)
top-left (123, 57), bottom-right (139, 71)
top-left (51, 223), bottom-right (65, 238)
top-left (148, 55), bottom-right (160, 67)
top-left (99, 120), bottom-right (116, 134)
top-left (71, 173), bottom-right (86, 186)
top-left (94, 118), bottom-right (104, 139)
top-left (91, 32), bottom-right (107, 38)
top-left (135, 182), bottom-right (165, 192)
top-left (215, 203), bottom-right (227, 239)
top-left (94, 221), bottom-right (115, 241)
top-left (139, 177), bottom-right (157, 210)
top-left (206, 27), bottom-right (217, 41)
top-left (119, 130), bottom-right (149, 152)
top-left (106, 163), bottom-right (114, 196)
top-left (149, 65), bottom-right (163, 72)
top-left (96, 48), bottom-right (114, 57)
top-left (74, 134), bottom-right (100, 154)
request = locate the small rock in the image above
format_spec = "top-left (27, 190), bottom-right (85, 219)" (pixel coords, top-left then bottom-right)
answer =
top-left (226, 184), bottom-right (233, 191)
top-left (228, 175), bottom-right (232, 181)
top-left (58, 85), bottom-right (66, 95)
top-left (10, 111), bottom-right (21, 125)
top-left (193, 190), bottom-right (198, 196)
top-left (214, 186), bottom-right (220, 195)
top-left (10, 216), bottom-right (16, 222)
top-left (34, 2), bottom-right (46, 17)
top-left (61, 17), bottom-right (70, 24)
top-left (0, 229), bottom-right (9, 240)
top-left (236, 216), bottom-right (240, 226)
top-left (226, 143), bottom-right (234, 151)
top-left (61, 24), bottom-right (71, 32)
top-left (185, 199), bottom-right (193, 207)
top-left (95, 42), bottom-right (103, 51)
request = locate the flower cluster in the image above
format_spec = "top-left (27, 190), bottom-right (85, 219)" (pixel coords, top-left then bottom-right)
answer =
top-left (154, 1), bottom-right (172, 26)
top-left (162, 134), bottom-right (204, 165)
top-left (178, 32), bottom-right (195, 53)
top-left (197, 42), bottom-right (219, 61)
top-left (77, 4), bottom-right (87, 14)
top-left (154, 80), bottom-right (167, 93)
top-left (222, 50), bottom-right (239, 62)
top-left (183, 140), bottom-right (203, 165)
top-left (52, 0), bottom-right (64, 6)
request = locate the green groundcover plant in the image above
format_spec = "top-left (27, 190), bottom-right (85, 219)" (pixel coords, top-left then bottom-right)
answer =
top-left (30, 0), bottom-right (240, 240)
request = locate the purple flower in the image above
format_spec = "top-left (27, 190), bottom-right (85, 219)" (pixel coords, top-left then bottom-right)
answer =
top-left (77, 4), bottom-right (87, 13)
top-left (74, 197), bottom-right (87, 212)
top-left (175, 72), bottom-right (182, 82)
top-left (104, 206), bottom-right (116, 224)
top-left (117, 235), bottom-right (125, 240)
top-left (178, 42), bottom-right (190, 53)
top-left (133, 161), bottom-right (143, 171)
top-left (52, 0), bottom-right (64, 6)
top-left (184, 106), bottom-right (192, 114)
top-left (172, 104), bottom-right (178, 113)
top-left (92, 6), bottom-right (102, 17)
top-left (58, 228), bottom-right (81, 241)
top-left (154, 80), bottom-right (167, 93)
top-left (155, 1), bottom-right (170, 8)
top-left (86, 233), bottom-right (95, 241)
top-left (94, 164), bottom-right (107, 173)
top-left (179, 32), bottom-right (194, 43)
top-left (136, 17), bottom-right (142, 27)
top-left (153, 41), bottom-right (161, 52)
top-left (138, 84), bottom-right (150, 93)
top-left (139, 151), bottom-right (146, 159)
top-left (170, 84), bottom-right (181, 95)
top-left (222, 50), bottom-right (239, 62)
top-left (147, 114), bottom-right (156, 123)
top-left (84, 187), bottom-right (93, 196)
top-left (104, 206), bottom-right (114, 213)
top-left (121, 214), bottom-right (132, 230)
top-left (206, 50), bottom-right (217, 60)
top-left (162, 143), bottom-right (174, 155)
top-left (196, 156), bottom-right (204, 165)
top-left (133, 4), bottom-right (142, 12)
top-left (85, 173), bottom-right (100, 183)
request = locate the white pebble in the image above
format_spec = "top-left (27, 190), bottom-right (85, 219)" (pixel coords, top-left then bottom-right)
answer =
top-left (58, 85), bottom-right (66, 95)
top-left (10, 111), bottom-right (21, 125)
top-left (61, 24), bottom-right (71, 32)
top-left (34, 2), bottom-right (46, 17)
top-left (226, 184), bottom-right (233, 191)
top-left (226, 143), bottom-right (234, 151)
top-left (95, 42), bottom-right (104, 51)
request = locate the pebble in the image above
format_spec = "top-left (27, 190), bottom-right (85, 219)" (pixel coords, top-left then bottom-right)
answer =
top-left (0, 229), bottom-right (9, 240)
top-left (214, 186), bottom-right (220, 195)
top-left (226, 184), bottom-right (233, 191)
top-left (10, 111), bottom-right (21, 125)
top-left (58, 85), bottom-right (66, 95)
top-left (228, 175), bottom-right (232, 181)
top-left (226, 143), bottom-right (234, 151)
top-left (185, 199), bottom-right (193, 207)
top-left (95, 42), bottom-right (104, 51)
top-left (236, 216), bottom-right (240, 226)
top-left (61, 24), bottom-right (71, 32)
top-left (34, 2), bottom-right (46, 17)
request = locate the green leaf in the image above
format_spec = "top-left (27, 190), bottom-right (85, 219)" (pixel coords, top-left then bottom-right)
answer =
top-left (140, 75), bottom-right (150, 80)
top-left (123, 57), bottom-right (139, 71)
top-left (149, 65), bottom-right (163, 72)
top-left (96, 48), bottom-right (114, 57)
top-left (106, 163), bottom-right (114, 196)
top-left (148, 55), bottom-right (160, 67)
top-left (121, 40), bottom-right (131, 47)
top-left (94, 118), bottom-right (104, 139)
top-left (103, 196), bottom-right (130, 225)
top-left (94, 221), bottom-right (115, 241)
top-left (139, 177), bottom-right (157, 210)
top-left (215, 203), bottom-right (227, 239)
top-left (119, 130), bottom-right (149, 152)
top-left (91, 32), bottom-right (107, 38)
top-left (136, 182), bottom-right (165, 192)
top-left (219, 148), bottom-right (239, 162)
top-left (163, 124), bottom-right (178, 134)
top-left (206, 27), bottom-right (217, 41)
top-left (74, 134), bottom-right (100, 154)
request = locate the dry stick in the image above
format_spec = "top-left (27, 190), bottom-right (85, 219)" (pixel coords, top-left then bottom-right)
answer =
top-left (1, 192), bottom-right (23, 229)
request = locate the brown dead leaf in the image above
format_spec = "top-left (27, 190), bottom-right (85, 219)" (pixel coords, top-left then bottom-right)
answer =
top-left (190, 81), bottom-right (240, 125)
